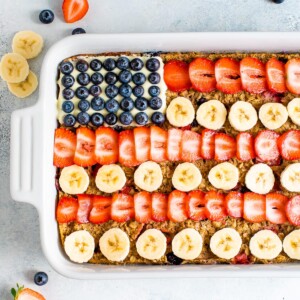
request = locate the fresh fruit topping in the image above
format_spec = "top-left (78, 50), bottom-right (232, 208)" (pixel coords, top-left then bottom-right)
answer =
top-left (133, 127), bottom-right (150, 162)
top-left (77, 194), bottom-right (93, 223)
top-left (204, 191), bottom-right (227, 221)
top-left (39, 9), bottom-right (55, 24)
top-left (151, 111), bottom-right (165, 125)
top-left (236, 132), bottom-right (255, 161)
top-left (278, 129), bottom-right (300, 160)
top-left (283, 229), bottom-right (300, 260)
top-left (63, 114), bottom-right (76, 127)
top-left (168, 190), bottom-right (188, 222)
top-left (167, 128), bottom-right (183, 161)
top-left (287, 98), bottom-right (300, 126)
top-left (11, 284), bottom-right (46, 300)
top-left (111, 193), bottom-right (134, 222)
top-left (186, 190), bottom-right (206, 221)
top-left (62, 0), bottom-right (89, 23)
top-left (34, 272), bottom-right (48, 286)
top-left (232, 252), bottom-right (250, 264)
top-left (150, 126), bottom-right (167, 162)
top-left (119, 130), bottom-right (138, 167)
top-left (167, 252), bottom-right (183, 265)
top-left (281, 163), bottom-right (300, 193)
top-left (214, 133), bottom-right (236, 162)
top-left (200, 129), bottom-right (216, 159)
top-left (151, 192), bottom-right (168, 222)
top-left (56, 196), bottom-right (78, 223)
top-left (130, 58), bottom-right (143, 71)
top-left (266, 58), bottom-right (287, 93)
top-left (134, 191), bottom-right (152, 223)
top-left (72, 27), bottom-right (86, 35)
top-left (146, 58), bottom-right (160, 72)
top-left (243, 192), bottom-right (266, 223)
top-left (266, 193), bottom-right (288, 224)
top-left (89, 195), bottom-right (111, 224)
top-left (259, 103), bottom-right (288, 130)
top-left (181, 130), bottom-right (201, 162)
top-left (286, 195), bottom-right (300, 226)
top-left (286, 58), bottom-right (300, 94)
top-left (225, 191), bottom-right (243, 218)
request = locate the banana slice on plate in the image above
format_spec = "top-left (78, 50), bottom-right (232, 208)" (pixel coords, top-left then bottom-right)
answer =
top-left (208, 162), bottom-right (239, 190)
top-left (172, 228), bottom-right (203, 260)
top-left (196, 99), bottom-right (227, 130)
top-left (245, 163), bottom-right (275, 194)
top-left (0, 52), bottom-right (29, 83)
top-left (136, 229), bottom-right (166, 260)
top-left (259, 103), bottom-right (288, 130)
top-left (172, 162), bottom-right (202, 192)
top-left (134, 161), bottom-right (163, 192)
top-left (210, 228), bottom-right (242, 259)
top-left (249, 230), bottom-right (282, 260)
top-left (95, 164), bottom-right (126, 193)
top-left (166, 97), bottom-right (195, 127)
top-left (59, 165), bottom-right (89, 194)
top-left (283, 230), bottom-right (300, 260)
top-left (64, 230), bottom-right (95, 263)
top-left (228, 101), bottom-right (258, 131)
top-left (287, 98), bottom-right (300, 126)
top-left (280, 163), bottom-right (300, 192)
top-left (12, 30), bottom-right (44, 59)
top-left (99, 228), bottom-right (130, 262)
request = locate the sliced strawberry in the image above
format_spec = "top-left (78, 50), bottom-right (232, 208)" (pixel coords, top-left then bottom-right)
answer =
top-left (152, 192), bottom-right (168, 222)
top-left (232, 253), bottom-right (250, 265)
top-left (236, 132), bottom-right (255, 161)
top-left (76, 194), bottom-right (93, 223)
top-left (167, 128), bottom-right (183, 161)
top-left (266, 193), bottom-right (288, 224)
top-left (189, 57), bottom-right (216, 93)
top-left (205, 191), bottom-right (227, 221)
top-left (243, 192), bottom-right (266, 223)
top-left (119, 130), bottom-right (138, 167)
top-left (214, 133), bottom-right (236, 162)
top-left (200, 129), bottom-right (217, 159)
top-left (266, 58), bottom-right (287, 93)
top-left (240, 57), bottom-right (267, 94)
top-left (286, 58), bottom-right (300, 94)
top-left (150, 126), bottom-right (167, 162)
top-left (215, 57), bottom-right (242, 94)
top-left (95, 127), bottom-right (119, 165)
top-left (278, 130), bottom-right (300, 160)
top-left (164, 60), bottom-right (192, 92)
top-left (286, 195), bottom-right (300, 226)
top-left (111, 193), bottom-right (134, 222)
top-left (186, 190), bottom-right (206, 221)
top-left (89, 195), bottom-right (112, 224)
top-left (62, 0), bottom-right (89, 23)
top-left (53, 128), bottom-right (76, 167)
top-left (56, 196), bottom-right (78, 223)
top-left (133, 127), bottom-right (150, 163)
top-left (181, 130), bottom-right (201, 162)
top-left (167, 190), bottom-right (188, 222)
top-left (13, 286), bottom-right (45, 300)
top-left (134, 191), bottom-right (152, 223)
top-left (225, 191), bottom-right (243, 218)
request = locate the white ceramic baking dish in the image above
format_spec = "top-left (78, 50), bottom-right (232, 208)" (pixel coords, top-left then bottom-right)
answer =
top-left (10, 32), bottom-right (300, 279)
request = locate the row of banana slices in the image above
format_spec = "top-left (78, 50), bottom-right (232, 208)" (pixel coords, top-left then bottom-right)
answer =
top-left (167, 97), bottom-right (300, 130)
top-left (64, 227), bottom-right (300, 264)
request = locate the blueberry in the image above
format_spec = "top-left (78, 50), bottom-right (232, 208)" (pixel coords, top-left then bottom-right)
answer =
top-left (146, 58), bottom-right (160, 72)
top-left (103, 58), bottom-right (116, 71)
top-left (135, 112), bottom-right (148, 125)
top-left (119, 84), bottom-right (132, 97)
top-left (62, 88), bottom-right (75, 100)
top-left (197, 97), bottom-right (207, 106)
top-left (77, 73), bottom-right (90, 86)
top-left (76, 60), bottom-right (89, 72)
top-left (61, 75), bottom-right (75, 88)
top-left (78, 99), bottom-right (90, 112)
top-left (105, 72), bottom-right (118, 85)
top-left (60, 61), bottom-right (74, 75)
top-left (39, 9), bottom-right (54, 24)
top-left (91, 113), bottom-right (104, 126)
top-left (149, 97), bottom-right (162, 110)
top-left (105, 113), bottom-right (117, 125)
top-left (113, 125), bottom-right (124, 132)
top-left (62, 101), bottom-right (74, 113)
top-left (132, 72), bottom-right (146, 85)
top-left (133, 85), bottom-right (144, 97)
top-left (91, 72), bottom-right (103, 85)
top-left (119, 112), bottom-right (133, 125)
top-left (166, 252), bottom-right (183, 265)
top-left (148, 72), bottom-right (161, 84)
top-left (116, 57), bottom-right (130, 70)
top-left (105, 99), bottom-right (119, 113)
top-left (120, 98), bottom-right (134, 111)
top-left (272, 0), bottom-right (284, 3)
top-left (105, 85), bottom-right (118, 98)
top-left (34, 272), bottom-right (48, 286)
top-left (119, 70), bottom-right (132, 83)
top-left (91, 97), bottom-right (105, 111)
top-left (76, 87), bottom-right (89, 99)
top-left (89, 85), bottom-right (101, 97)
top-left (151, 112), bottom-right (165, 125)
top-left (130, 58), bottom-right (144, 71)
top-left (77, 112), bottom-right (90, 125)
top-left (149, 86), bottom-right (160, 97)
top-left (72, 27), bottom-right (86, 35)
top-left (90, 59), bottom-right (102, 71)
top-left (191, 119), bottom-right (199, 127)
top-left (135, 97), bottom-right (148, 111)
top-left (63, 114), bottom-right (76, 127)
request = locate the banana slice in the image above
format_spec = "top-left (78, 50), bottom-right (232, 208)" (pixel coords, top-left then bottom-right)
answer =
top-left (12, 30), bottom-right (44, 59)
top-left (245, 163), bottom-right (275, 195)
top-left (172, 162), bottom-right (202, 192)
top-left (7, 70), bottom-right (38, 98)
top-left (172, 228), bottom-right (203, 260)
top-left (208, 162), bottom-right (239, 190)
top-left (99, 228), bottom-right (130, 262)
top-left (210, 228), bottom-right (242, 259)
top-left (59, 165), bottom-right (89, 194)
top-left (0, 53), bottom-right (29, 83)
top-left (64, 230), bottom-right (95, 263)
top-left (166, 97), bottom-right (195, 127)
top-left (280, 163), bottom-right (300, 192)
top-left (283, 230), bottom-right (300, 260)
top-left (287, 98), bottom-right (300, 126)
top-left (136, 229), bottom-right (166, 260)
top-left (134, 161), bottom-right (163, 192)
top-left (259, 103), bottom-right (288, 130)
top-left (249, 230), bottom-right (282, 260)
top-left (95, 164), bottom-right (126, 193)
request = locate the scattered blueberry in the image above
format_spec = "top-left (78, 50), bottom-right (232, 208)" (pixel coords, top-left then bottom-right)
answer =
top-left (63, 114), bottom-right (76, 127)
top-left (272, 0), bottom-right (284, 3)
top-left (148, 72), bottom-right (160, 84)
top-left (76, 87), bottom-right (89, 99)
top-left (77, 73), bottom-right (90, 86)
top-left (135, 112), bottom-right (148, 125)
top-left (39, 9), bottom-right (54, 24)
top-left (151, 111), bottom-right (165, 125)
top-left (78, 99), bottom-right (90, 112)
top-left (89, 85), bottom-right (101, 97)
top-left (119, 84), bottom-right (132, 98)
top-left (105, 85), bottom-right (119, 98)
top-left (62, 101), bottom-right (74, 113)
top-left (77, 112), bottom-right (90, 125)
top-left (105, 72), bottom-right (118, 85)
top-left (91, 72), bottom-right (103, 85)
top-left (149, 97), bottom-right (162, 110)
top-left (148, 86), bottom-right (160, 97)
top-left (146, 58), bottom-right (160, 72)
top-left (135, 97), bottom-right (148, 111)
top-left (91, 113), bottom-right (104, 126)
top-left (61, 75), bottom-right (75, 88)
top-left (76, 60), bottom-right (89, 72)
top-left (130, 58), bottom-right (144, 71)
top-left (91, 97), bottom-right (105, 111)
top-left (120, 97), bottom-right (134, 111)
top-left (105, 99), bottom-right (119, 113)
top-left (34, 272), bottom-right (48, 286)
top-left (133, 85), bottom-right (144, 97)
top-left (60, 61), bottom-right (73, 75)
top-left (197, 97), bottom-right (207, 105)
top-left (119, 70), bottom-right (132, 84)
top-left (119, 112), bottom-right (133, 125)
top-left (72, 27), bottom-right (86, 35)
top-left (166, 252), bottom-right (183, 265)
top-left (132, 72), bottom-right (146, 85)
top-left (62, 88), bottom-right (75, 100)
top-left (116, 57), bottom-right (130, 70)
top-left (191, 119), bottom-right (199, 127)
top-left (103, 58), bottom-right (116, 71)
top-left (113, 125), bottom-right (124, 132)
top-left (105, 113), bottom-right (117, 125)
top-left (90, 59), bottom-right (102, 71)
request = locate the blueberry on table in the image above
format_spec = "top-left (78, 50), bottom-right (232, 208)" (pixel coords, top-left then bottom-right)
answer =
top-left (105, 85), bottom-right (119, 98)
top-left (77, 73), bottom-right (90, 86)
top-left (146, 58), bottom-right (160, 72)
top-left (135, 97), bottom-right (148, 111)
top-left (149, 97), bottom-right (162, 110)
top-left (62, 100), bottom-right (74, 113)
top-left (72, 27), bottom-right (86, 35)
top-left (117, 57), bottom-right (130, 70)
top-left (34, 271), bottom-right (48, 286)
top-left (130, 58), bottom-right (144, 71)
top-left (151, 111), bottom-right (165, 125)
top-left (135, 112), bottom-right (149, 125)
top-left (120, 97), bottom-right (134, 111)
top-left (91, 72), bottom-right (103, 85)
top-left (78, 99), bottom-right (90, 112)
top-left (76, 86), bottom-right (89, 99)
top-left (119, 112), bottom-right (133, 125)
top-left (90, 59), bottom-right (102, 71)
top-left (119, 70), bottom-right (132, 84)
top-left (39, 9), bottom-right (54, 24)
top-left (148, 86), bottom-right (160, 97)
top-left (77, 112), bottom-right (90, 125)
top-left (89, 85), bottom-right (101, 97)
top-left (105, 113), bottom-right (117, 125)
top-left (132, 72), bottom-right (146, 85)
top-left (119, 84), bottom-right (132, 98)
top-left (91, 97), bottom-right (105, 111)
top-left (61, 75), bottom-right (75, 88)
top-left (60, 61), bottom-right (74, 75)
top-left (91, 113), bottom-right (104, 126)
top-left (166, 252), bottom-right (183, 265)
top-left (105, 72), bottom-right (118, 85)
top-left (105, 99), bottom-right (119, 113)
top-left (63, 114), bottom-right (76, 127)
top-left (62, 88), bottom-right (75, 100)
top-left (76, 60), bottom-right (89, 72)
top-left (133, 85), bottom-right (144, 97)
top-left (103, 58), bottom-right (116, 71)
top-left (148, 72), bottom-right (161, 84)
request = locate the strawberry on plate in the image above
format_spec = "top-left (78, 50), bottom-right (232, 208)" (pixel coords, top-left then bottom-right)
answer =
top-left (286, 58), bottom-right (300, 94)
top-left (200, 129), bottom-right (216, 160)
top-left (278, 130), bottom-right (300, 160)
top-left (286, 195), bottom-right (300, 226)
top-left (181, 130), bottom-right (201, 162)
top-left (134, 191), bottom-right (152, 223)
top-left (150, 126), bottom-right (167, 162)
top-left (266, 193), bottom-right (288, 224)
top-left (214, 133), bottom-right (236, 162)
top-left (167, 128), bottom-right (183, 161)
top-left (236, 132), bottom-right (255, 161)
top-left (111, 193), bottom-right (134, 222)
top-left (167, 190), bottom-right (188, 222)
top-left (11, 284), bottom-right (45, 300)
top-left (119, 130), bottom-right (138, 167)
top-left (243, 192), bottom-right (266, 223)
top-left (89, 195), bottom-right (112, 224)
top-left (133, 127), bottom-right (150, 163)
top-left (56, 196), bottom-right (78, 223)
top-left (186, 190), bottom-right (206, 221)
top-left (152, 192), bottom-right (168, 222)
top-left (62, 0), bottom-right (89, 23)
top-left (205, 191), bottom-right (227, 221)
top-left (76, 194), bottom-right (93, 223)
top-left (189, 57), bottom-right (216, 93)
top-left (266, 58), bottom-right (287, 93)
top-left (225, 191), bottom-right (243, 218)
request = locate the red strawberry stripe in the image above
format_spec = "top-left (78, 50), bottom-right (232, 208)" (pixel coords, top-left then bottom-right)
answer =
top-left (286, 195), bottom-right (300, 226)
top-left (89, 195), bottom-right (112, 224)
top-left (186, 190), bottom-right (206, 221)
top-left (150, 126), bottom-right (167, 162)
top-left (167, 128), bottom-right (183, 161)
top-left (243, 192), bottom-right (266, 223)
top-left (200, 129), bottom-right (216, 160)
top-left (134, 127), bottom-right (150, 162)
top-left (168, 190), bottom-right (188, 222)
top-left (152, 192), bottom-right (168, 222)
top-left (111, 193), bottom-right (134, 222)
top-left (205, 191), bottom-right (227, 221)
top-left (286, 58), bottom-right (300, 95)
top-left (181, 130), bottom-right (201, 162)
top-left (77, 194), bottom-right (93, 224)
top-left (236, 132), bottom-right (255, 162)
top-left (56, 196), bottom-right (78, 223)
top-left (119, 130), bottom-right (138, 167)
top-left (266, 58), bottom-right (287, 94)
top-left (225, 192), bottom-right (243, 218)
top-left (134, 191), bottom-right (152, 223)
top-left (278, 130), bottom-right (300, 160)
top-left (214, 133), bottom-right (236, 162)
top-left (266, 193), bottom-right (288, 225)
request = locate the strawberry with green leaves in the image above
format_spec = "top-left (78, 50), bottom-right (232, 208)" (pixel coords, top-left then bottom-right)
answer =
top-left (11, 284), bottom-right (45, 300)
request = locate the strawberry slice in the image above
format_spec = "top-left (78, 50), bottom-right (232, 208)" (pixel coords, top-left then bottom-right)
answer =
top-left (186, 190), bottom-right (206, 221)
top-left (286, 58), bottom-right (300, 94)
top-left (119, 130), bottom-right (138, 167)
top-left (215, 57), bottom-right (242, 94)
top-left (111, 193), bottom-right (134, 222)
top-left (200, 129), bottom-right (217, 159)
top-left (205, 191), bottom-right (227, 221)
top-left (181, 130), bottom-right (201, 162)
top-left (134, 191), bottom-right (152, 223)
top-left (167, 190), bottom-right (188, 222)
top-left (243, 192), bottom-right (266, 223)
top-left (240, 57), bottom-right (267, 94)
top-left (164, 60), bottom-right (192, 92)
top-left (236, 132), bottom-right (255, 161)
top-left (266, 58), bottom-right (287, 93)
top-left (278, 130), bottom-right (300, 160)
top-left (225, 191), bottom-right (243, 218)
top-left (214, 133), bottom-right (236, 162)
top-left (62, 0), bottom-right (89, 23)
top-left (76, 194), bottom-right (93, 224)
top-left (286, 195), bottom-right (300, 226)
top-left (133, 127), bottom-right (150, 163)
top-left (12, 285), bottom-right (45, 300)
top-left (56, 196), bottom-right (78, 223)
top-left (89, 195), bottom-right (112, 224)
top-left (189, 57), bottom-right (216, 92)
top-left (95, 127), bottom-right (119, 165)
top-left (53, 128), bottom-right (76, 167)
top-left (150, 126), bottom-right (167, 162)
top-left (167, 128), bottom-right (183, 161)
top-left (266, 193), bottom-right (288, 224)
top-left (152, 192), bottom-right (168, 222)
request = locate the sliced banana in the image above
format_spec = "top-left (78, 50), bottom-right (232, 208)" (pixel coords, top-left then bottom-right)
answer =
top-left (210, 228), bottom-right (242, 259)
top-left (64, 230), bottom-right (95, 263)
top-left (245, 163), bottom-right (275, 195)
top-left (287, 98), bottom-right (300, 126)
top-left (12, 30), bottom-right (44, 59)
top-left (166, 97), bottom-right (195, 127)
top-left (259, 103), bottom-right (288, 130)
top-left (172, 162), bottom-right (202, 192)
top-left (134, 161), bottom-right (163, 192)
top-left (208, 162), bottom-right (239, 190)
top-left (136, 229), bottom-right (166, 260)
top-left (95, 164), bottom-right (126, 193)
top-left (172, 228), bottom-right (203, 260)
top-left (280, 163), bottom-right (300, 192)
top-left (59, 165), bottom-right (89, 194)
top-left (99, 228), bottom-right (130, 262)
top-left (7, 70), bottom-right (38, 98)
top-left (283, 230), bottom-right (300, 260)
top-left (228, 101), bottom-right (258, 131)
top-left (196, 99), bottom-right (227, 130)
top-left (249, 230), bottom-right (282, 260)
top-left (0, 52), bottom-right (29, 83)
